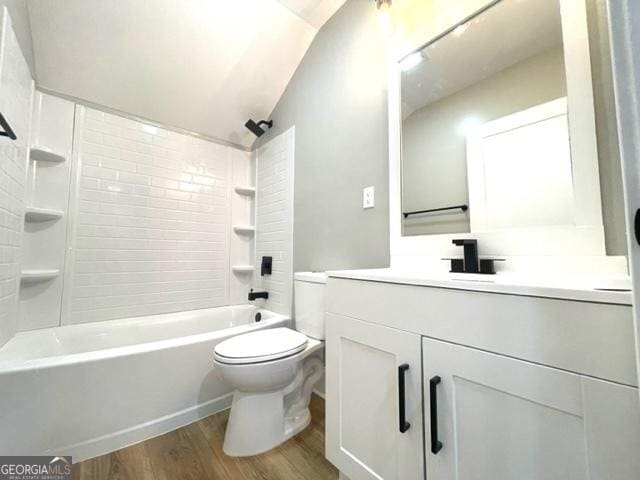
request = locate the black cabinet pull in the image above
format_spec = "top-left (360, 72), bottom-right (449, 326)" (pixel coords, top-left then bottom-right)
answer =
top-left (398, 363), bottom-right (410, 433)
top-left (429, 376), bottom-right (443, 454)
top-left (634, 209), bottom-right (640, 246)
top-left (0, 112), bottom-right (17, 140)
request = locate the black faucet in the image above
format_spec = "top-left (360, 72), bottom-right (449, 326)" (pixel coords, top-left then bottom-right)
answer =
top-left (248, 289), bottom-right (269, 301)
top-left (452, 239), bottom-right (480, 274)
top-left (451, 239), bottom-right (498, 274)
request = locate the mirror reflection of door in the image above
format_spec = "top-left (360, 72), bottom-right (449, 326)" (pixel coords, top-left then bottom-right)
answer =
top-left (466, 97), bottom-right (574, 232)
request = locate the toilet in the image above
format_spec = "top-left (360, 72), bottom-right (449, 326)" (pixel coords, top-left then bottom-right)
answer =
top-left (213, 271), bottom-right (327, 457)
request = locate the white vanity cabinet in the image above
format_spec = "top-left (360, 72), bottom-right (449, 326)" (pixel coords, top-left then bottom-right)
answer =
top-left (324, 275), bottom-right (640, 480)
top-left (325, 313), bottom-right (424, 480)
top-left (423, 337), bottom-right (640, 480)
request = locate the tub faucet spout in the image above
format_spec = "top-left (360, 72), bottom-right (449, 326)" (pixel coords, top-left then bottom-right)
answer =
top-left (248, 289), bottom-right (269, 301)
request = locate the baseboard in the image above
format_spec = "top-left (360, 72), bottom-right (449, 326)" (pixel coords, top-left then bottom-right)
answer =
top-left (50, 393), bottom-right (233, 463)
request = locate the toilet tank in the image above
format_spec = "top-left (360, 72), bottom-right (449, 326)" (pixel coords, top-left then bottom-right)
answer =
top-left (294, 272), bottom-right (327, 340)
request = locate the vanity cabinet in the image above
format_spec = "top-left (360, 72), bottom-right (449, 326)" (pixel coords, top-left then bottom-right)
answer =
top-left (423, 337), bottom-right (640, 480)
top-left (325, 277), bottom-right (640, 480)
top-left (325, 313), bottom-right (424, 480)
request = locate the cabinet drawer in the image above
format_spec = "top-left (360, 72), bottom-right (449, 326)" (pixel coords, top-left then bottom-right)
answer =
top-left (327, 278), bottom-right (637, 386)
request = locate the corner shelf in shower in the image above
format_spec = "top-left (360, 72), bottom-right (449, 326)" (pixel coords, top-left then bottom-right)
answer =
top-left (231, 265), bottom-right (255, 274)
top-left (20, 269), bottom-right (60, 285)
top-left (29, 146), bottom-right (66, 163)
top-left (24, 207), bottom-right (64, 222)
top-left (234, 186), bottom-right (256, 197)
top-left (233, 225), bottom-right (255, 236)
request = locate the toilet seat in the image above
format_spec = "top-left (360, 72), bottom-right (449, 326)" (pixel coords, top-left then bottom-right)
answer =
top-left (214, 327), bottom-right (308, 365)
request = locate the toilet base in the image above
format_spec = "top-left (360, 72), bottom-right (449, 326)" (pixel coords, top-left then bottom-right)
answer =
top-left (284, 405), bottom-right (311, 440)
top-left (222, 356), bottom-right (322, 457)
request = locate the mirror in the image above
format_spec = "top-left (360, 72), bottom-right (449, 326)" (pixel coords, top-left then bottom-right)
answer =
top-left (400, 0), bottom-right (577, 237)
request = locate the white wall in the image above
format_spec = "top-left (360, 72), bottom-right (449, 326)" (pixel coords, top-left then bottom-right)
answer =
top-left (254, 0), bottom-right (389, 273)
top-left (253, 127), bottom-right (294, 316)
top-left (0, 7), bottom-right (33, 346)
top-left (62, 107), bottom-right (242, 324)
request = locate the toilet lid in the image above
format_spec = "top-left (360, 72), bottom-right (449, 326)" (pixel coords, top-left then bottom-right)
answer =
top-left (214, 327), bottom-right (308, 364)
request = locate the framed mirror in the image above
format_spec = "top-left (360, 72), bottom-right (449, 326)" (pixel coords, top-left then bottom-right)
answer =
top-left (388, 0), bottom-right (607, 261)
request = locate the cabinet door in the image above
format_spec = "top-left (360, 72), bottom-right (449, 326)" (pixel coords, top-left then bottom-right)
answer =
top-left (581, 376), bottom-right (640, 479)
top-left (326, 314), bottom-right (423, 480)
top-left (423, 338), bottom-right (640, 480)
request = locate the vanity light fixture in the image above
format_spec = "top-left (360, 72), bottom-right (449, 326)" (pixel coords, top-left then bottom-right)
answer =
top-left (374, 0), bottom-right (392, 9)
top-left (399, 52), bottom-right (423, 72)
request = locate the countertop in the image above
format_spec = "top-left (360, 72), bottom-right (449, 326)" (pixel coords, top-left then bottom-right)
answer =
top-left (326, 268), bottom-right (634, 305)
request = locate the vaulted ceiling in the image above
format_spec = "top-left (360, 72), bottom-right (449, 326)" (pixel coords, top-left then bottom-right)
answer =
top-left (27, 0), bottom-right (347, 148)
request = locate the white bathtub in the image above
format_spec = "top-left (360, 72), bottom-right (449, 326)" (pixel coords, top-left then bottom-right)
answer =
top-left (0, 305), bottom-right (290, 461)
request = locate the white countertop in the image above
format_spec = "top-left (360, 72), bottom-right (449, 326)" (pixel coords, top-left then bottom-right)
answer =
top-left (326, 268), bottom-right (633, 305)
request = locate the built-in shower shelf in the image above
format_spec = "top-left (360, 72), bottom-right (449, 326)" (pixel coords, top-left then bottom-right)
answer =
top-left (30, 146), bottom-right (66, 163)
top-left (232, 265), bottom-right (255, 274)
top-left (24, 207), bottom-right (64, 222)
top-left (234, 186), bottom-right (256, 197)
top-left (20, 269), bottom-right (60, 285)
top-left (233, 225), bottom-right (255, 235)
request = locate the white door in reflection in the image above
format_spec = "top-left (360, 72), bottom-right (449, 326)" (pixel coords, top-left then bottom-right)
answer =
top-left (467, 97), bottom-right (574, 232)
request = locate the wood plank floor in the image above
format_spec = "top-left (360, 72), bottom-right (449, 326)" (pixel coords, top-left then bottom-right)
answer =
top-left (72, 395), bottom-right (338, 480)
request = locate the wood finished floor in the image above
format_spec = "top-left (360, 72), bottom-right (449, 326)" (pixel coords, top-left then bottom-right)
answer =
top-left (72, 395), bottom-right (338, 480)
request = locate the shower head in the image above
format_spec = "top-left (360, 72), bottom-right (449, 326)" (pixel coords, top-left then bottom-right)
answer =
top-left (245, 119), bottom-right (273, 137)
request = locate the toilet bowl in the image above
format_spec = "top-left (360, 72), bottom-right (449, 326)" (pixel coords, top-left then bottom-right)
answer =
top-left (213, 272), bottom-right (327, 457)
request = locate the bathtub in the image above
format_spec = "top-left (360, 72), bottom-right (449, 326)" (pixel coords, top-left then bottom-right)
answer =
top-left (0, 305), bottom-right (290, 461)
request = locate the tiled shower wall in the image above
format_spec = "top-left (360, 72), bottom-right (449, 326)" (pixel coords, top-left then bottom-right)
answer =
top-left (0, 7), bottom-right (33, 345)
top-left (254, 127), bottom-right (294, 316)
top-left (62, 106), bottom-right (247, 324)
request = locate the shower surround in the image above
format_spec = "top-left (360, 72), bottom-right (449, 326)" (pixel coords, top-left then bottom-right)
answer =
top-left (62, 106), bottom-right (250, 325)
top-left (13, 98), bottom-right (260, 333)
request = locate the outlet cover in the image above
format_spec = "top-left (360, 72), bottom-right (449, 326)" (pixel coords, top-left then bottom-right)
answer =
top-left (363, 186), bottom-right (375, 209)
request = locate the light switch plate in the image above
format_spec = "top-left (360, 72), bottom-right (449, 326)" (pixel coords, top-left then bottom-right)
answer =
top-left (363, 186), bottom-right (375, 209)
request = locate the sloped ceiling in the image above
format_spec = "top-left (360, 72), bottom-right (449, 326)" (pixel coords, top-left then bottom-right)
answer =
top-left (27, 0), bottom-right (346, 148)
top-left (0, 0), bottom-right (35, 75)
